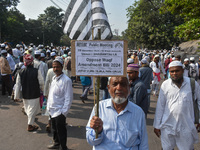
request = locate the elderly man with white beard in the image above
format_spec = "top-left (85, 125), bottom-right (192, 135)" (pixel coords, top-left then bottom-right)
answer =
top-left (86, 76), bottom-right (149, 150)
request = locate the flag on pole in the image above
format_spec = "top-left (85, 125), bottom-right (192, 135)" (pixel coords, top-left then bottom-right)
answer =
top-left (62, 0), bottom-right (113, 40)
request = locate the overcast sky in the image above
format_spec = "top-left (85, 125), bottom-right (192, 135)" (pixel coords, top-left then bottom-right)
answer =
top-left (17, 0), bottom-right (133, 35)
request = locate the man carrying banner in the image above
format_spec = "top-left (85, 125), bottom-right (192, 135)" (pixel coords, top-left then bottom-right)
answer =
top-left (86, 76), bottom-right (149, 149)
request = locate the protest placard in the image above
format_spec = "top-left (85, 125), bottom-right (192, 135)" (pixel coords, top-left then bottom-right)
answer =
top-left (71, 40), bottom-right (127, 76)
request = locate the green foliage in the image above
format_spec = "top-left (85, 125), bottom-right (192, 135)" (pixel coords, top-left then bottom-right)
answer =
top-left (162, 0), bottom-right (200, 40)
top-left (60, 35), bottom-right (71, 46)
top-left (126, 0), bottom-right (183, 49)
top-left (1, 4), bottom-right (66, 46)
top-left (0, 0), bottom-right (20, 42)
top-left (5, 8), bottom-right (26, 43)
top-left (38, 6), bottom-right (64, 45)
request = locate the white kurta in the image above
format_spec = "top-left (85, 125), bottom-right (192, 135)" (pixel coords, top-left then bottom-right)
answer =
top-left (12, 48), bottom-right (22, 63)
top-left (14, 70), bottom-right (44, 125)
top-left (149, 61), bottom-right (165, 84)
top-left (189, 63), bottom-right (199, 77)
top-left (40, 61), bottom-right (48, 82)
top-left (43, 68), bottom-right (55, 96)
top-left (7, 53), bottom-right (16, 71)
top-left (47, 73), bottom-right (73, 118)
top-left (153, 77), bottom-right (200, 149)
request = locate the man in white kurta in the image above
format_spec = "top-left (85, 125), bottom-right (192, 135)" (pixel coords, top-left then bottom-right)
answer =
top-left (149, 55), bottom-right (166, 96)
top-left (14, 54), bottom-right (44, 131)
top-left (153, 61), bottom-right (200, 150)
top-left (47, 57), bottom-right (73, 150)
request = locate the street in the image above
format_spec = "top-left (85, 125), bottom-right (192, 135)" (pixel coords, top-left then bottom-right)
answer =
top-left (0, 81), bottom-right (200, 150)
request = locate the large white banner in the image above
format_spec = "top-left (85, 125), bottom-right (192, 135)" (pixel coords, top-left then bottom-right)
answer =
top-left (73, 40), bottom-right (126, 76)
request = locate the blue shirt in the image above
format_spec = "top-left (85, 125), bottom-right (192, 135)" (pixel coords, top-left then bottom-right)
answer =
top-left (86, 99), bottom-right (149, 150)
top-left (128, 79), bottom-right (148, 115)
top-left (139, 66), bottom-right (153, 90)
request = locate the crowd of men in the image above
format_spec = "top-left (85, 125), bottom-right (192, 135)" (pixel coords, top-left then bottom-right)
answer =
top-left (0, 42), bottom-right (200, 150)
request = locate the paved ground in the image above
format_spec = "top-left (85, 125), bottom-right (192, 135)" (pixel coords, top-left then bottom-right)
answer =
top-left (0, 81), bottom-right (200, 150)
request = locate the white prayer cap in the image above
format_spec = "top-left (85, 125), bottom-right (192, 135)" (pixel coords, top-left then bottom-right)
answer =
top-left (52, 49), bottom-right (56, 52)
top-left (127, 58), bottom-right (134, 64)
top-left (29, 47), bottom-right (34, 51)
top-left (34, 50), bottom-right (41, 55)
top-left (68, 51), bottom-right (71, 56)
top-left (53, 56), bottom-right (64, 66)
top-left (67, 56), bottom-right (71, 59)
top-left (184, 58), bottom-right (189, 62)
top-left (169, 61), bottom-right (183, 68)
top-left (46, 50), bottom-right (51, 53)
top-left (40, 53), bottom-right (45, 57)
top-left (154, 54), bottom-right (159, 58)
top-left (172, 57), bottom-right (175, 61)
top-left (1, 43), bottom-right (5, 48)
top-left (141, 58), bottom-right (148, 64)
top-left (1, 50), bottom-right (7, 54)
top-left (190, 57), bottom-right (195, 61)
top-left (50, 52), bottom-right (56, 57)
top-left (16, 44), bottom-right (20, 48)
top-left (144, 56), bottom-right (150, 61)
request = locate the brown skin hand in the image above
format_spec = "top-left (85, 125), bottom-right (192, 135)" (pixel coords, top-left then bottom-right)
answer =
top-left (196, 124), bottom-right (200, 132)
top-left (154, 128), bottom-right (161, 138)
top-left (90, 116), bottom-right (103, 134)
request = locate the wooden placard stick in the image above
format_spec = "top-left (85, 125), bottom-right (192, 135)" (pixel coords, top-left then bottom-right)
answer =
top-left (95, 28), bottom-right (101, 138)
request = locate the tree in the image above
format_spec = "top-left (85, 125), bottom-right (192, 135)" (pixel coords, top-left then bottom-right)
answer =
top-left (24, 19), bottom-right (43, 45)
top-left (126, 0), bottom-right (183, 49)
top-left (60, 35), bottom-right (71, 46)
top-left (4, 8), bottom-right (26, 44)
top-left (0, 0), bottom-right (19, 42)
top-left (38, 6), bottom-right (64, 45)
top-left (161, 0), bottom-right (200, 40)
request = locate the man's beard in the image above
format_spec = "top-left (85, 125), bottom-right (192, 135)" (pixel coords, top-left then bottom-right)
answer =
top-left (171, 77), bottom-right (183, 84)
top-left (111, 96), bottom-right (127, 104)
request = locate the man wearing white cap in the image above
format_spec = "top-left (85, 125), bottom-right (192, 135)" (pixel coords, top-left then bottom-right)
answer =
top-left (12, 44), bottom-right (23, 63)
top-left (189, 57), bottom-right (199, 80)
top-left (183, 58), bottom-right (190, 77)
top-left (39, 53), bottom-right (48, 82)
top-left (139, 58), bottom-right (153, 112)
top-left (47, 52), bottom-right (56, 69)
top-left (150, 54), bottom-right (166, 96)
top-left (0, 48), bottom-right (13, 96)
top-left (47, 56), bottom-right (73, 150)
top-left (7, 48), bottom-right (16, 72)
top-left (46, 50), bottom-right (51, 61)
top-left (33, 50), bottom-right (46, 81)
top-left (153, 61), bottom-right (200, 150)
top-left (127, 58), bottom-right (134, 66)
